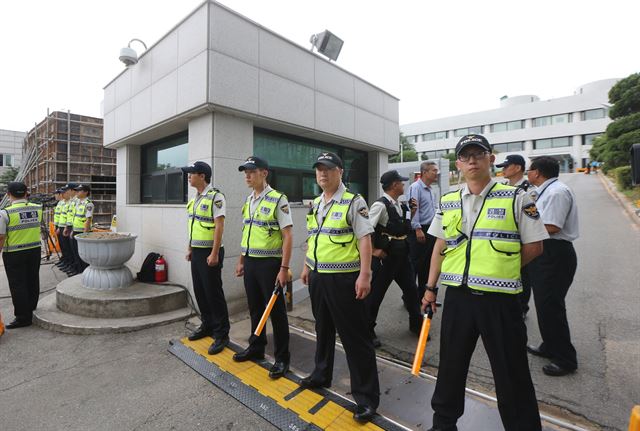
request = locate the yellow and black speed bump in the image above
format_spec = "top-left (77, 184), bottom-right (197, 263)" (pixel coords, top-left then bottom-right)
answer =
top-left (169, 337), bottom-right (406, 431)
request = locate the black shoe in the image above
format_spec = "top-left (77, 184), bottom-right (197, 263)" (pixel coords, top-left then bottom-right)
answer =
top-left (208, 336), bottom-right (229, 355)
top-left (232, 347), bottom-right (265, 362)
top-left (268, 361), bottom-right (289, 379)
top-left (542, 362), bottom-right (576, 377)
top-left (188, 326), bottom-right (212, 341)
top-left (6, 319), bottom-right (32, 329)
top-left (527, 344), bottom-right (553, 359)
top-left (299, 376), bottom-right (331, 389)
top-left (353, 405), bottom-right (376, 423)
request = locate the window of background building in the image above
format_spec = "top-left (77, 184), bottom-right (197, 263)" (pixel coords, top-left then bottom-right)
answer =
top-left (582, 108), bottom-right (606, 121)
top-left (0, 154), bottom-right (12, 167)
top-left (492, 141), bottom-right (524, 152)
top-left (141, 132), bottom-right (188, 204)
top-left (407, 135), bottom-right (418, 144)
top-left (454, 126), bottom-right (483, 137)
top-left (254, 129), bottom-right (368, 202)
top-left (423, 131), bottom-right (448, 141)
top-left (533, 136), bottom-right (572, 149)
top-left (533, 114), bottom-right (572, 127)
top-left (582, 133), bottom-right (601, 145)
top-left (491, 120), bottom-right (524, 133)
top-left (422, 149), bottom-right (449, 159)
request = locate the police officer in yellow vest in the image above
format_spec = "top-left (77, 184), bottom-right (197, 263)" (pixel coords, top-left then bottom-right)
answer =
top-left (233, 156), bottom-right (292, 379)
top-left (182, 161), bottom-right (230, 355)
top-left (69, 184), bottom-right (93, 273)
top-left (62, 183), bottom-right (79, 276)
top-left (52, 188), bottom-right (67, 268)
top-left (56, 184), bottom-right (76, 273)
top-left (300, 152), bottom-right (379, 424)
top-left (0, 182), bottom-right (43, 329)
top-left (422, 135), bottom-right (548, 431)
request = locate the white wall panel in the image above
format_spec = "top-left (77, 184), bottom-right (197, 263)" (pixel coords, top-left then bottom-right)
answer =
top-left (209, 51), bottom-right (259, 114)
top-left (259, 71), bottom-right (314, 129)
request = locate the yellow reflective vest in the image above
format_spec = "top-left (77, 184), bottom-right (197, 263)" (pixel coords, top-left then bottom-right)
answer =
top-left (66, 198), bottom-right (77, 227)
top-left (305, 190), bottom-right (360, 273)
top-left (72, 198), bottom-right (92, 233)
top-left (187, 188), bottom-right (221, 248)
top-left (3, 202), bottom-right (42, 252)
top-left (439, 183), bottom-right (522, 294)
top-left (241, 189), bottom-right (284, 258)
top-left (54, 200), bottom-right (65, 227)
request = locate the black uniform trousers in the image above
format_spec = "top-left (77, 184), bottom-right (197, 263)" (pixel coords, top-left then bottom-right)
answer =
top-left (432, 287), bottom-right (541, 431)
top-left (59, 230), bottom-right (73, 265)
top-left (2, 247), bottom-right (41, 323)
top-left (191, 247), bottom-right (230, 339)
top-left (243, 256), bottom-right (290, 363)
top-left (367, 246), bottom-right (422, 334)
top-left (529, 239), bottom-right (578, 370)
top-left (408, 224), bottom-right (437, 298)
top-left (308, 270), bottom-right (380, 409)
top-left (70, 233), bottom-right (89, 272)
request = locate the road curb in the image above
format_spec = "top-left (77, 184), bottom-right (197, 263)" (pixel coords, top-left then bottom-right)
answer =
top-left (597, 173), bottom-right (640, 227)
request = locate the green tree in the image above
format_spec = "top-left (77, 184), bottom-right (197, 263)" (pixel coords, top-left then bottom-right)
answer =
top-left (590, 72), bottom-right (640, 172)
top-left (0, 166), bottom-right (19, 193)
top-left (389, 133), bottom-right (418, 163)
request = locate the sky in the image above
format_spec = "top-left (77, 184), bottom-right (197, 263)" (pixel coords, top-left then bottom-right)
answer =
top-left (0, 0), bottom-right (638, 132)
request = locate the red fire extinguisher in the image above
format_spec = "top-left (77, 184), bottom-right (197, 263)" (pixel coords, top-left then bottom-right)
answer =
top-left (155, 255), bottom-right (168, 282)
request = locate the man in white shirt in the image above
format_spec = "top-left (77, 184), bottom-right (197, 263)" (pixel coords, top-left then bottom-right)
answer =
top-left (526, 156), bottom-right (579, 377)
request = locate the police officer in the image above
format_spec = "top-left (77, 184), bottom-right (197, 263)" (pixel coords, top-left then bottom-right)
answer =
top-left (62, 183), bottom-right (79, 276)
top-left (526, 156), bottom-right (579, 377)
top-left (367, 169), bottom-right (422, 347)
top-left (69, 184), bottom-right (93, 273)
top-left (300, 152), bottom-right (379, 423)
top-left (496, 154), bottom-right (533, 318)
top-left (52, 188), bottom-right (66, 267)
top-left (423, 135), bottom-right (548, 431)
top-left (56, 184), bottom-right (74, 274)
top-left (408, 161), bottom-right (439, 299)
top-left (182, 161), bottom-right (230, 355)
top-left (0, 182), bottom-right (42, 329)
top-left (233, 156), bottom-right (292, 379)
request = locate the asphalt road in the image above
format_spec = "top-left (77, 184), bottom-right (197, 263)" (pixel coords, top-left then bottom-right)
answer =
top-left (0, 264), bottom-right (277, 431)
top-left (369, 173), bottom-right (640, 430)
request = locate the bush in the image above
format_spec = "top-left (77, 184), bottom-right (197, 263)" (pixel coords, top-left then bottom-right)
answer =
top-left (613, 166), bottom-right (633, 190)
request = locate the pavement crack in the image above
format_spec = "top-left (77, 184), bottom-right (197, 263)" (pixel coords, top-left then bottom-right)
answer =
top-left (0, 362), bottom-right (82, 392)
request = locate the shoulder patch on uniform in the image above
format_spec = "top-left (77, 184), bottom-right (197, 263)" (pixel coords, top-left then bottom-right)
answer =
top-left (280, 204), bottom-right (289, 214)
top-left (214, 200), bottom-right (223, 209)
top-left (522, 202), bottom-right (540, 220)
top-left (357, 207), bottom-right (369, 219)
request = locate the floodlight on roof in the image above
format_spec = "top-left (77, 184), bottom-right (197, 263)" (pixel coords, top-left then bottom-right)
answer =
top-left (119, 38), bottom-right (148, 67)
top-left (309, 30), bottom-right (344, 61)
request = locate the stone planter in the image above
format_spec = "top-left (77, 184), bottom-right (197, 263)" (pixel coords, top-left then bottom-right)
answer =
top-left (75, 232), bottom-right (137, 290)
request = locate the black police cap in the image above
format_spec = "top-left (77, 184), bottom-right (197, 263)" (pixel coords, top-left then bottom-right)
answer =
top-left (7, 182), bottom-right (27, 197)
top-left (238, 156), bottom-right (269, 171)
top-left (181, 161), bottom-right (212, 177)
top-left (380, 170), bottom-right (409, 187)
top-left (455, 134), bottom-right (491, 156)
top-left (312, 152), bottom-right (343, 169)
top-left (496, 154), bottom-right (526, 169)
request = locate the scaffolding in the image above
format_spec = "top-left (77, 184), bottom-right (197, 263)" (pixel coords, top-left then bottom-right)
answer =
top-left (16, 110), bottom-right (116, 224)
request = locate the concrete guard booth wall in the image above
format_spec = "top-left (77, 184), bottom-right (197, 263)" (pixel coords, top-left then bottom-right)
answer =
top-left (103, 0), bottom-right (399, 313)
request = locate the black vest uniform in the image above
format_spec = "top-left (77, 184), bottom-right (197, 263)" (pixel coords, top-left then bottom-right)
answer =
top-left (367, 197), bottom-right (422, 337)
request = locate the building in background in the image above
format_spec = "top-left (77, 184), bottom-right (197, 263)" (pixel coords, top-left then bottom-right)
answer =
top-left (104, 0), bottom-right (398, 312)
top-left (0, 129), bottom-right (25, 174)
top-left (401, 79), bottom-right (617, 172)
top-left (21, 111), bottom-right (116, 224)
